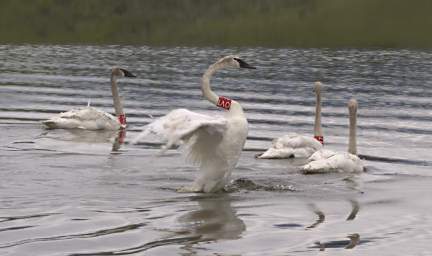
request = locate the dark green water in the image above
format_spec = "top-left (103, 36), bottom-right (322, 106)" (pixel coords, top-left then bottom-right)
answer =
top-left (1, 0), bottom-right (432, 48)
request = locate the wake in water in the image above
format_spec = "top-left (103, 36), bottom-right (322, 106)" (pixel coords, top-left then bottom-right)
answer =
top-left (227, 178), bottom-right (297, 192)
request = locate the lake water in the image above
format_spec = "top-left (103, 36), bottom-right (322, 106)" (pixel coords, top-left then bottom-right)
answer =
top-left (1, 45), bottom-right (432, 255)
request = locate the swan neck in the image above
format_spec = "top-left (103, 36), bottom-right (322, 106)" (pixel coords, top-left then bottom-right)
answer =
top-left (314, 90), bottom-right (323, 137)
top-left (111, 75), bottom-right (124, 117)
top-left (201, 63), bottom-right (221, 105)
top-left (348, 108), bottom-right (357, 155)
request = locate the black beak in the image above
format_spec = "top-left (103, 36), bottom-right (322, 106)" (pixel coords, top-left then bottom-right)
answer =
top-left (234, 58), bottom-right (256, 69)
top-left (120, 68), bottom-right (136, 78)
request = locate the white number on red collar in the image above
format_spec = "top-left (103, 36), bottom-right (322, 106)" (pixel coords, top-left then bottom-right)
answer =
top-left (217, 96), bottom-right (232, 110)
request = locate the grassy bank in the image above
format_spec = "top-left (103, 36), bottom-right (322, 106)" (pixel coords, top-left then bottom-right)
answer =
top-left (1, 0), bottom-right (431, 48)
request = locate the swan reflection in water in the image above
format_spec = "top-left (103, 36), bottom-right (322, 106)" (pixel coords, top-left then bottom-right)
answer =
top-left (168, 194), bottom-right (246, 255)
top-left (178, 194), bottom-right (246, 242)
top-left (308, 199), bottom-right (362, 251)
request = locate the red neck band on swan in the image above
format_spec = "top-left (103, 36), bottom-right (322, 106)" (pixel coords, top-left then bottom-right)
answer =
top-left (314, 136), bottom-right (324, 145)
top-left (217, 96), bottom-right (232, 110)
top-left (118, 114), bottom-right (127, 126)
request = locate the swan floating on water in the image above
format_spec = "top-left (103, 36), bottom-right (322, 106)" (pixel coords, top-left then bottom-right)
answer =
top-left (302, 99), bottom-right (364, 174)
top-left (42, 67), bottom-right (136, 130)
top-left (256, 81), bottom-right (324, 159)
top-left (133, 55), bottom-right (255, 193)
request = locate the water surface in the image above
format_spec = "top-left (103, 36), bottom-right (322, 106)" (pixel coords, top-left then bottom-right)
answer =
top-left (1, 45), bottom-right (432, 255)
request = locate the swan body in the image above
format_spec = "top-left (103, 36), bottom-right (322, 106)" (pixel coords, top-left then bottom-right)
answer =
top-left (302, 152), bottom-right (363, 174)
top-left (42, 107), bottom-right (122, 130)
top-left (257, 81), bottom-right (324, 159)
top-left (258, 134), bottom-right (322, 159)
top-left (308, 148), bottom-right (337, 161)
top-left (42, 67), bottom-right (135, 130)
top-left (302, 99), bottom-right (364, 174)
top-left (133, 56), bottom-right (255, 193)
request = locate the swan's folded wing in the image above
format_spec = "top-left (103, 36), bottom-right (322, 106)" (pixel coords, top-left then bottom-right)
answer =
top-left (58, 107), bottom-right (116, 122)
top-left (43, 107), bottom-right (118, 130)
top-left (132, 108), bottom-right (227, 152)
top-left (259, 134), bottom-right (322, 159)
top-left (308, 149), bottom-right (337, 161)
top-left (302, 153), bottom-right (363, 173)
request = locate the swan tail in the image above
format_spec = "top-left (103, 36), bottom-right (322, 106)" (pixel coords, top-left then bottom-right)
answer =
top-left (131, 129), bottom-right (152, 145)
top-left (257, 147), bottom-right (294, 159)
top-left (301, 159), bottom-right (335, 174)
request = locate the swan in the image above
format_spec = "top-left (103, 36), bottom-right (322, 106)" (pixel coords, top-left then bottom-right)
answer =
top-left (256, 81), bottom-right (324, 159)
top-left (42, 67), bottom-right (136, 130)
top-left (133, 55), bottom-right (255, 193)
top-left (301, 99), bottom-right (364, 174)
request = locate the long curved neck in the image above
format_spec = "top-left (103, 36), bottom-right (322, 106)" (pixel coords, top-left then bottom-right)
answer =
top-left (110, 75), bottom-right (124, 117)
top-left (201, 63), bottom-right (222, 105)
top-left (314, 90), bottom-right (323, 137)
top-left (348, 107), bottom-right (357, 155)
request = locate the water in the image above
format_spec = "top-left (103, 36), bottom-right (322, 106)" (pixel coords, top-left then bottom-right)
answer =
top-left (1, 45), bottom-right (432, 255)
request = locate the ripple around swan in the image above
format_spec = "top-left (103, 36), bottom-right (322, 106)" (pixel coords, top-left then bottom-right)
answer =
top-left (0, 223), bottom-right (146, 249)
top-left (1, 45), bottom-right (432, 255)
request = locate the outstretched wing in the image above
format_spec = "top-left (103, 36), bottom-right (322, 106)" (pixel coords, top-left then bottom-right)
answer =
top-left (133, 108), bottom-right (227, 164)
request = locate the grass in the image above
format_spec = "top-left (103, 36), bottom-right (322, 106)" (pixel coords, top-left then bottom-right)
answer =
top-left (1, 0), bottom-right (431, 48)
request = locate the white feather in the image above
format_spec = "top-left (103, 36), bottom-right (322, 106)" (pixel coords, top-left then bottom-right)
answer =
top-left (258, 134), bottom-right (322, 159)
top-left (301, 98), bottom-right (363, 174)
top-left (133, 108), bottom-right (247, 193)
top-left (133, 108), bottom-right (227, 153)
top-left (41, 67), bottom-right (134, 130)
top-left (302, 152), bottom-right (363, 174)
top-left (307, 148), bottom-right (338, 161)
top-left (42, 107), bottom-right (121, 130)
top-left (133, 56), bottom-right (253, 193)
top-left (257, 81), bottom-right (324, 159)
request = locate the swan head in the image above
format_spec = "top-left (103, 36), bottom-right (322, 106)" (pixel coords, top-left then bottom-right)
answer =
top-left (348, 98), bottom-right (358, 114)
top-left (216, 55), bottom-right (256, 69)
top-left (111, 67), bottom-right (136, 78)
top-left (313, 81), bottom-right (322, 94)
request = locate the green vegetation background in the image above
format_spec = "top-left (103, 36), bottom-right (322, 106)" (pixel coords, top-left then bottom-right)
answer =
top-left (1, 0), bottom-right (431, 48)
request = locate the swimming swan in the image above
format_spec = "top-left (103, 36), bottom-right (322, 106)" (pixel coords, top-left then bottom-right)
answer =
top-left (133, 56), bottom-right (255, 193)
top-left (302, 99), bottom-right (364, 174)
top-left (257, 81), bottom-right (324, 159)
top-left (42, 67), bottom-right (136, 130)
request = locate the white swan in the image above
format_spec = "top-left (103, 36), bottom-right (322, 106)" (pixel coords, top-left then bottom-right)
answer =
top-left (42, 67), bottom-right (136, 130)
top-left (133, 56), bottom-right (255, 193)
top-left (302, 99), bottom-right (364, 174)
top-left (257, 81), bottom-right (324, 159)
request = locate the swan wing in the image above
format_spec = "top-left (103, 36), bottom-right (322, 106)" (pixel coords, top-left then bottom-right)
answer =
top-left (42, 107), bottom-right (119, 130)
top-left (283, 135), bottom-right (322, 149)
top-left (258, 134), bottom-right (322, 159)
top-left (133, 109), bottom-right (227, 161)
top-left (308, 149), bottom-right (338, 161)
top-left (302, 153), bottom-right (363, 174)
top-left (58, 107), bottom-right (113, 120)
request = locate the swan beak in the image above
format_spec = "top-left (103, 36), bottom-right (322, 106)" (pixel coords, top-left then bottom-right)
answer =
top-left (120, 68), bottom-right (136, 78)
top-left (235, 58), bottom-right (256, 69)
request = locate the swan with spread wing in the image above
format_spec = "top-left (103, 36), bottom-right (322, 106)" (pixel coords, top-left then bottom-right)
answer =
top-left (133, 56), bottom-right (255, 193)
top-left (42, 67), bottom-right (136, 130)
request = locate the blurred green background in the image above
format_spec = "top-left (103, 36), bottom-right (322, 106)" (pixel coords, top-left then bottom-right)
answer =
top-left (1, 0), bottom-right (431, 48)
